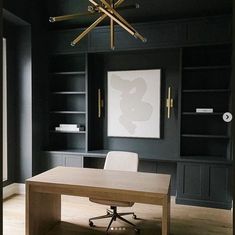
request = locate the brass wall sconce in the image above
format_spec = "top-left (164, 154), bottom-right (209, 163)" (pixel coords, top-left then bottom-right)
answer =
top-left (98, 89), bottom-right (104, 118)
top-left (49, 0), bottom-right (147, 50)
top-left (166, 86), bottom-right (174, 119)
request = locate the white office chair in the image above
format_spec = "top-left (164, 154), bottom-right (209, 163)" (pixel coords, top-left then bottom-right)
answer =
top-left (89, 151), bottom-right (139, 233)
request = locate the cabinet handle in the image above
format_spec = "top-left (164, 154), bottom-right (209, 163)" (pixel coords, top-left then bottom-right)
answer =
top-left (166, 86), bottom-right (174, 119)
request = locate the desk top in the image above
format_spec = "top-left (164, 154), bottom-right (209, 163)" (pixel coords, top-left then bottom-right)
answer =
top-left (27, 167), bottom-right (171, 203)
top-left (28, 167), bottom-right (170, 195)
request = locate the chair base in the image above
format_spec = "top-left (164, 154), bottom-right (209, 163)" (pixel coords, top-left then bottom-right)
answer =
top-left (89, 206), bottom-right (139, 233)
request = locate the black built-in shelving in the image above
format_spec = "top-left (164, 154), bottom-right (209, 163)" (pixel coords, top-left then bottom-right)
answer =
top-left (180, 44), bottom-right (232, 160)
top-left (48, 53), bottom-right (88, 152)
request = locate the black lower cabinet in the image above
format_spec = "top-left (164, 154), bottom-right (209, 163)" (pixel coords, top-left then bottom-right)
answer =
top-left (42, 152), bottom-right (65, 171)
top-left (176, 162), bottom-right (232, 209)
top-left (41, 152), bottom-right (83, 171)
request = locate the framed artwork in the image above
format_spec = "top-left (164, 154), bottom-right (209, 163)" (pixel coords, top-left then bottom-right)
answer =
top-left (107, 69), bottom-right (161, 138)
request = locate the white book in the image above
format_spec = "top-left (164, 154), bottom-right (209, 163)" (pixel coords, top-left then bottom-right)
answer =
top-left (59, 124), bottom-right (78, 129)
top-left (196, 108), bottom-right (213, 113)
top-left (55, 127), bottom-right (81, 132)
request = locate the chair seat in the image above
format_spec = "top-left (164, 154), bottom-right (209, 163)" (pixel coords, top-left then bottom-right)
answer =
top-left (89, 197), bottom-right (134, 207)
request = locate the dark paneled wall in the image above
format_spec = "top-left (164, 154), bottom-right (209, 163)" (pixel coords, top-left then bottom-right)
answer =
top-left (16, 26), bottom-right (32, 182)
top-left (3, 1), bottom-right (48, 181)
top-left (88, 49), bottom-right (180, 160)
top-left (30, 3), bottom-right (50, 177)
top-left (3, 14), bottom-right (32, 184)
top-left (3, 20), bottom-right (18, 185)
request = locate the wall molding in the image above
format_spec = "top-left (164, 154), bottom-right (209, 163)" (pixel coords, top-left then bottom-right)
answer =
top-left (3, 183), bottom-right (25, 199)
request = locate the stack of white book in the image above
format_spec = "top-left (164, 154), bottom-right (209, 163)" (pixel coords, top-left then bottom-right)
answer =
top-left (196, 108), bottom-right (213, 113)
top-left (55, 124), bottom-right (84, 132)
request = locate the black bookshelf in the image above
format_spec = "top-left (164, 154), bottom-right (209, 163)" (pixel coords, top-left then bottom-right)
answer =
top-left (177, 44), bottom-right (232, 209)
top-left (48, 53), bottom-right (88, 152)
top-left (180, 44), bottom-right (232, 161)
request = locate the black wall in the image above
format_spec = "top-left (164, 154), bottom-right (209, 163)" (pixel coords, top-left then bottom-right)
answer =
top-left (89, 49), bottom-right (180, 160)
top-left (3, 1), bottom-right (48, 181)
top-left (3, 19), bottom-right (18, 185)
top-left (3, 11), bottom-right (32, 184)
top-left (16, 25), bottom-right (32, 182)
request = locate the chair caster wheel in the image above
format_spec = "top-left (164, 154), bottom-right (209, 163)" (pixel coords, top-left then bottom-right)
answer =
top-left (89, 221), bottom-right (94, 227)
top-left (135, 228), bottom-right (140, 233)
top-left (133, 214), bottom-right (137, 219)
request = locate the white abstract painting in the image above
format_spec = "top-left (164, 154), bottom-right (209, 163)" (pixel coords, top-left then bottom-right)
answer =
top-left (108, 69), bottom-right (161, 138)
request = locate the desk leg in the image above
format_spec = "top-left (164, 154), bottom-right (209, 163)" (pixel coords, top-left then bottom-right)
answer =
top-left (26, 184), bottom-right (61, 235)
top-left (162, 193), bottom-right (170, 235)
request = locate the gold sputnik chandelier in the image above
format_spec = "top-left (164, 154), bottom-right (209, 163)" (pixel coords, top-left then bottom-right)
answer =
top-left (49, 0), bottom-right (147, 50)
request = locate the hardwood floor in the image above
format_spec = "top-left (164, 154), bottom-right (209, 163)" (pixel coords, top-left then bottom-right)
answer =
top-left (3, 194), bottom-right (232, 235)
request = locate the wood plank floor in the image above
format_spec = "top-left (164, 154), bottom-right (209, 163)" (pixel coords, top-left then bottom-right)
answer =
top-left (3, 194), bottom-right (232, 235)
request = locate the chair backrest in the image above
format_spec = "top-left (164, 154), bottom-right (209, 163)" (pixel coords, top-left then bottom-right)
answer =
top-left (104, 151), bottom-right (139, 172)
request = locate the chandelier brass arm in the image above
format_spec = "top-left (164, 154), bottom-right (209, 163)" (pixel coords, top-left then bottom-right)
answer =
top-left (49, 0), bottom-right (147, 50)
top-left (99, 0), bottom-right (146, 42)
top-left (71, 14), bottom-right (107, 46)
top-left (89, 0), bottom-right (136, 37)
top-left (70, 0), bottom-right (125, 46)
top-left (49, 12), bottom-right (97, 23)
top-left (49, 3), bottom-right (139, 23)
top-left (115, 0), bottom-right (125, 6)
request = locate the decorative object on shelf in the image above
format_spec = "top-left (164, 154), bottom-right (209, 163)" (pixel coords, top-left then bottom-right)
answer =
top-left (107, 69), bottom-right (161, 138)
top-left (49, 0), bottom-right (147, 50)
top-left (166, 86), bottom-right (174, 119)
top-left (55, 124), bottom-right (85, 132)
top-left (196, 108), bottom-right (213, 113)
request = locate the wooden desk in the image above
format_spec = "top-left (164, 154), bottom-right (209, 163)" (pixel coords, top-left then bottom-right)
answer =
top-left (26, 167), bottom-right (171, 235)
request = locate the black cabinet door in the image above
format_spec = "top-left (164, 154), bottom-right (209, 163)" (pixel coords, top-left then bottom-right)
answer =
top-left (42, 153), bottom-right (84, 171)
top-left (206, 164), bottom-right (232, 204)
top-left (177, 163), bottom-right (207, 200)
top-left (176, 162), bottom-right (232, 209)
top-left (42, 152), bottom-right (65, 171)
top-left (65, 156), bottom-right (83, 168)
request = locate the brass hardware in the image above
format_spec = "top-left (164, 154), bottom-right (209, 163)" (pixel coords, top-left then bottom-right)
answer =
top-left (99, 0), bottom-right (147, 43)
top-left (115, 0), bottom-right (125, 5)
top-left (49, 0), bottom-right (147, 49)
top-left (89, 0), bottom-right (136, 37)
top-left (71, 15), bottom-right (106, 46)
top-left (166, 87), bottom-right (174, 119)
top-left (49, 12), bottom-right (95, 23)
top-left (98, 89), bottom-right (103, 118)
top-left (110, 0), bottom-right (115, 50)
